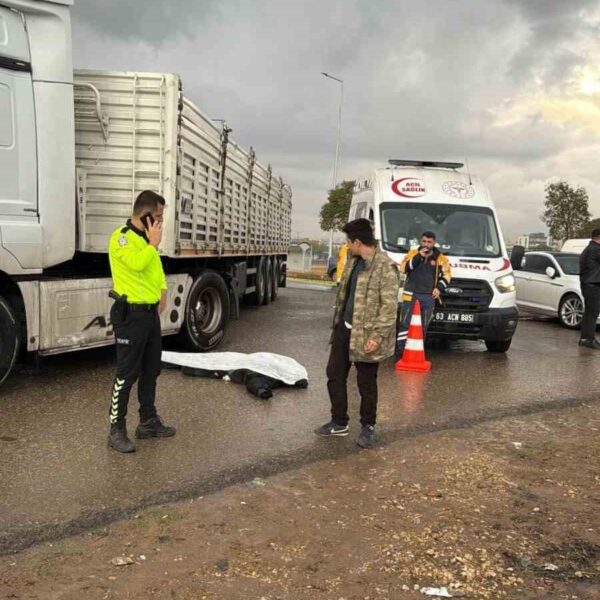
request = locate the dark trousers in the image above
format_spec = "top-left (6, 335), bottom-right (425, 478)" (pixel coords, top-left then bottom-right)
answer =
top-left (581, 283), bottom-right (600, 340)
top-left (327, 321), bottom-right (379, 427)
top-left (109, 305), bottom-right (162, 424)
top-left (395, 292), bottom-right (435, 360)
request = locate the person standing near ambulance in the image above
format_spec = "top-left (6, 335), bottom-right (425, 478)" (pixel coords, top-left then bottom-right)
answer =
top-left (107, 190), bottom-right (176, 453)
top-left (316, 219), bottom-right (400, 448)
top-left (395, 231), bottom-right (452, 360)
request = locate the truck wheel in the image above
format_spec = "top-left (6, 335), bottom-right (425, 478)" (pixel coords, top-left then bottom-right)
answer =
top-left (558, 293), bottom-right (583, 329)
top-left (485, 338), bottom-right (512, 353)
top-left (0, 296), bottom-right (20, 384)
top-left (279, 261), bottom-right (287, 288)
top-left (180, 271), bottom-right (229, 351)
top-left (262, 257), bottom-right (272, 305)
top-left (271, 259), bottom-right (280, 301)
top-left (246, 257), bottom-right (266, 306)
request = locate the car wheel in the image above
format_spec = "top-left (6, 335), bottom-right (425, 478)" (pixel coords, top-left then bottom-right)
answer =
top-left (558, 293), bottom-right (583, 329)
top-left (485, 338), bottom-right (512, 353)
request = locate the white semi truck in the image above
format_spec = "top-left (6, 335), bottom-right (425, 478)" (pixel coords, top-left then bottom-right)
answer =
top-left (0, 0), bottom-right (292, 383)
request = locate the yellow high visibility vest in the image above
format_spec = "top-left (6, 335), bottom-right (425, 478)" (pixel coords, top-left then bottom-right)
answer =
top-left (336, 244), bottom-right (348, 283)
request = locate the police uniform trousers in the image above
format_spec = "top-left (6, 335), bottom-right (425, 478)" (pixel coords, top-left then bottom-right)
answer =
top-left (395, 292), bottom-right (435, 360)
top-left (109, 304), bottom-right (162, 424)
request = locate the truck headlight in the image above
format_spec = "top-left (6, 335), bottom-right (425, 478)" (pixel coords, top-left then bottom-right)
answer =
top-left (495, 273), bottom-right (515, 293)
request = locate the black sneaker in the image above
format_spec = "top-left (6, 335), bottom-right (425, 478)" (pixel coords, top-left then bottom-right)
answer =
top-left (579, 339), bottom-right (600, 349)
top-left (315, 421), bottom-right (349, 437)
top-left (357, 424), bottom-right (376, 448)
top-left (108, 423), bottom-right (135, 453)
top-left (135, 415), bottom-right (176, 439)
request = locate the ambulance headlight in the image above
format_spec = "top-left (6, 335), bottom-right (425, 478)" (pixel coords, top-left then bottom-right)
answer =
top-left (495, 273), bottom-right (515, 293)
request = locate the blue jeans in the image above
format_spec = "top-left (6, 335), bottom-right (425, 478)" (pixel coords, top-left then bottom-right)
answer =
top-left (395, 292), bottom-right (435, 360)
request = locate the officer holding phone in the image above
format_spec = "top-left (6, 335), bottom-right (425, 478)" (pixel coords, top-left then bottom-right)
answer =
top-left (107, 190), bottom-right (175, 453)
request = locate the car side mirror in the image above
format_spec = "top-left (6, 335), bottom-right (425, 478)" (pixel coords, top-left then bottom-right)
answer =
top-left (545, 266), bottom-right (557, 279)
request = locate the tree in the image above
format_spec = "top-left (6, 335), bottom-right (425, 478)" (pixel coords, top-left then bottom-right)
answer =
top-left (541, 181), bottom-right (591, 242)
top-left (319, 180), bottom-right (355, 232)
top-left (578, 217), bottom-right (600, 238)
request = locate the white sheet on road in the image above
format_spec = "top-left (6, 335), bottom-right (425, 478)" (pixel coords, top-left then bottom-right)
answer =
top-left (161, 351), bottom-right (308, 385)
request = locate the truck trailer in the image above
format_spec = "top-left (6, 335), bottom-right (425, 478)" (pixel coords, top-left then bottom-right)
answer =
top-left (0, 0), bottom-right (292, 383)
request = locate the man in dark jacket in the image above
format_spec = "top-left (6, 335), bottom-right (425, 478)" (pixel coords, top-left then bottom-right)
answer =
top-left (579, 229), bottom-right (600, 349)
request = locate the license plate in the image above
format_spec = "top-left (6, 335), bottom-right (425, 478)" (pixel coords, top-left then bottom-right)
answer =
top-left (434, 311), bottom-right (475, 323)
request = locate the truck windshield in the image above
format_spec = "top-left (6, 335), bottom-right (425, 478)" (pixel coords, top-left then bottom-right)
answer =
top-left (380, 202), bottom-right (502, 258)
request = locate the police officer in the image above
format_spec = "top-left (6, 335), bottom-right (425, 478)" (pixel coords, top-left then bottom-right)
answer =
top-left (107, 190), bottom-right (175, 453)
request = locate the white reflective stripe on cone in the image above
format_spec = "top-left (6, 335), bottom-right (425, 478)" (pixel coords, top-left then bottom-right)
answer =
top-left (405, 338), bottom-right (424, 351)
top-left (409, 315), bottom-right (422, 326)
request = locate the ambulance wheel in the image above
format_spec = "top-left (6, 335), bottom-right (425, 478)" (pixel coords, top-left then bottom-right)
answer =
top-left (485, 338), bottom-right (512, 353)
top-left (270, 259), bottom-right (280, 301)
top-left (0, 296), bottom-right (20, 385)
top-left (180, 271), bottom-right (229, 351)
top-left (247, 257), bottom-right (266, 306)
top-left (262, 257), bottom-right (272, 305)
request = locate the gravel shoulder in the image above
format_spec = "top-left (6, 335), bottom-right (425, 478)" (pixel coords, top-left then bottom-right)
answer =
top-left (2, 403), bottom-right (600, 600)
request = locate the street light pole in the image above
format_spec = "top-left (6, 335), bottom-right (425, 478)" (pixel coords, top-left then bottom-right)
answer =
top-left (322, 72), bottom-right (344, 260)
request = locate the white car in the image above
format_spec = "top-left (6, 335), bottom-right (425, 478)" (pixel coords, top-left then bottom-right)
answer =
top-left (514, 251), bottom-right (587, 328)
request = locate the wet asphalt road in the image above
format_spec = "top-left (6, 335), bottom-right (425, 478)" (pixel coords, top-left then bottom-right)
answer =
top-left (1, 285), bottom-right (599, 554)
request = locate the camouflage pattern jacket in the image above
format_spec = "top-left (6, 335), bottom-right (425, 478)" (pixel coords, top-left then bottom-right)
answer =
top-left (331, 247), bottom-right (400, 363)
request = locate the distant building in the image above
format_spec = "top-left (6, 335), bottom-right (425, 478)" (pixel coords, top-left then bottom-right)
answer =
top-left (516, 232), bottom-right (559, 251)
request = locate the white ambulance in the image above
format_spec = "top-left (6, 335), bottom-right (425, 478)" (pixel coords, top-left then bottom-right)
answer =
top-left (349, 160), bottom-right (518, 352)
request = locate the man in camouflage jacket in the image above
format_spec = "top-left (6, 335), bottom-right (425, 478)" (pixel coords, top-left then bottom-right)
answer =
top-left (316, 219), bottom-right (400, 448)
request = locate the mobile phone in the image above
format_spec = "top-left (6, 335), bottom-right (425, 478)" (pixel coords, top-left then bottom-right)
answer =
top-left (141, 212), bottom-right (155, 229)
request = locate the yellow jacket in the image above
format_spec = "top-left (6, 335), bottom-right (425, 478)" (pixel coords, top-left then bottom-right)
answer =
top-left (335, 244), bottom-right (348, 283)
top-left (400, 247), bottom-right (452, 296)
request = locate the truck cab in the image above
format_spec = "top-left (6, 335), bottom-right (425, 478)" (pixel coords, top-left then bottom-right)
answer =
top-left (350, 160), bottom-right (518, 352)
top-left (0, 0), bottom-right (291, 385)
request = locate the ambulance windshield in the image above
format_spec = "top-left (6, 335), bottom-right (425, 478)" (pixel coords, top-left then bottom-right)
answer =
top-left (380, 202), bottom-right (501, 257)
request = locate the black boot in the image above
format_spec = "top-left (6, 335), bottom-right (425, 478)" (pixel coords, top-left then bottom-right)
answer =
top-left (135, 415), bottom-right (176, 439)
top-left (108, 422), bottom-right (135, 453)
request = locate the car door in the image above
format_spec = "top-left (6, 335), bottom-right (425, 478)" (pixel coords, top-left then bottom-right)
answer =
top-left (525, 255), bottom-right (564, 311)
top-left (515, 254), bottom-right (539, 309)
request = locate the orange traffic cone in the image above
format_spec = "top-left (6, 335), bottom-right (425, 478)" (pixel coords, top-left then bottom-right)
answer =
top-left (395, 300), bottom-right (431, 373)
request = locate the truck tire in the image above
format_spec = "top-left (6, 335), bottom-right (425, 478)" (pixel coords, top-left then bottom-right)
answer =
top-left (262, 257), bottom-right (272, 305)
top-left (485, 338), bottom-right (512, 353)
top-left (279, 261), bottom-right (287, 288)
top-left (558, 293), bottom-right (583, 329)
top-left (246, 257), bottom-right (266, 306)
top-left (271, 259), bottom-right (280, 301)
top-left (0, 296), bottom-right (20, 384)
top-left (180, 271), bottom-right (229, 351)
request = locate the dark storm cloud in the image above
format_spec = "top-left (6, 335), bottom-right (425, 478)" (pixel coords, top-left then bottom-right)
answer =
top-left (70, 0), bottom-right (600, 237)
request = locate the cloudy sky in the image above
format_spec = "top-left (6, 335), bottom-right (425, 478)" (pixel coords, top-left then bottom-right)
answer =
top-left (71, 0), bottom-right (600, 241)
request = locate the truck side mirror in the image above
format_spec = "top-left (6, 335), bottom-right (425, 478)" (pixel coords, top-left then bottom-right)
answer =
top-left (545, 266), bottom-right (557, 279)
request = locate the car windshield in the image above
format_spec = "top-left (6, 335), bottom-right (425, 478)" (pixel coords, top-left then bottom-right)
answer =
top-left (380, 202), bottom-right (501, 257)
top-left (555, 255), bottom-right (579, 275)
